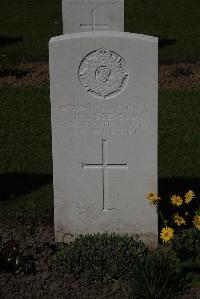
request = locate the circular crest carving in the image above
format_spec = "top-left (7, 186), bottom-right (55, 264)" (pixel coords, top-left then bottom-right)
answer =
top-left (78, 48), bottom-right (129, 99)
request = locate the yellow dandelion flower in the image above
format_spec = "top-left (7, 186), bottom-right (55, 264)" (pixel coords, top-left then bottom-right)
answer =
top-left (185, 190), bottom-right (195, 204)
top-left (171, 195), bottom-right (183, 207)
top-left (173, 214), bottom-right (186, 226)
top-left (160, 227), bottom-right (174, 242)
top-left (193, 215), bottom-right (200, 230)
top-left (146, 192), bottom-right (161, 205)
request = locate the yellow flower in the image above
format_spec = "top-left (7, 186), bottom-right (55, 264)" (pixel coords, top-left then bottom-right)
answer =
top-left (173, 214), bottom-right (186, 226)
top-left (185, 190), bottom-right (195, 204)
top-left (193, 215), bottom-right (200, 230)
top-left (171, 195), bottom-right (183, 207)
top-left (160, 227), bottom-right (174, 242)
top-left (146, 192), bottom-right (161, 205)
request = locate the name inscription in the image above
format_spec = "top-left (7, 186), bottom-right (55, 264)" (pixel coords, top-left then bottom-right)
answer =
top-left (56, 103), bottom-right (153, 136)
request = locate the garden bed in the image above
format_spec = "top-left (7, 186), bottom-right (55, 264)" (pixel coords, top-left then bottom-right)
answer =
top-left (0, 219), bottom-right (129, 299)
top-left (1, 61), bottom-right (200, 89)
top-left (0, 219), bottom-right (200, 299)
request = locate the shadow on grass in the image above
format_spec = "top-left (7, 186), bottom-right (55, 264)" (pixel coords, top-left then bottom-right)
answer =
top-left (0, 36), bottom-right (23, 47)
top-left (0, 173), bottom-right (52, 201)
top-left (159, 177), bottom-right (200, 196)
top-left (158, 177), bottom-right (200, 233)
top-left (159, 38), bottom-right (177, 49)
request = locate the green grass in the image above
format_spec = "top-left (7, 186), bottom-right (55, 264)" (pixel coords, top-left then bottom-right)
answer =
top-left (0, 87), bottom-right (53, 219)
top-left (159, 89), bottom-right (200, 179)
top-left (0, 0), bottom-right (62, 62)
top-left (0, 87), bottom-right (199, 219)
top-left (0, 0), bottom-right (200, 62)
top-left (126, 0), bottom-right (200, 61)
top-left (0, 87), bottom-right (52, 173)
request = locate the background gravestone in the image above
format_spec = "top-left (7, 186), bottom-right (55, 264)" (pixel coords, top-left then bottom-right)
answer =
top-left (62, 0), bottom-right (124, 33)
top-left (49, 31), bottom-right (158, 245)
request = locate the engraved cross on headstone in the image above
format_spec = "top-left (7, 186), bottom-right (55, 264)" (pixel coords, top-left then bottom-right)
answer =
top-left (82, 140), bottom-right (128, 211)
top-left (80, 8), bottom-right (108, 31)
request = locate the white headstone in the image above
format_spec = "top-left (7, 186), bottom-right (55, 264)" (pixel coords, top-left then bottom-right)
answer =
top-left (49, 31), bottom-right (158, 245)
top-left (62, 0), bottom-right (124, 33)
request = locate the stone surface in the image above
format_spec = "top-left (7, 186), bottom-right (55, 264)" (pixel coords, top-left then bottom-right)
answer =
top-left (62, 0), bottom-right (124, 33)
top-left (49, 31), bottom-right (158, 245)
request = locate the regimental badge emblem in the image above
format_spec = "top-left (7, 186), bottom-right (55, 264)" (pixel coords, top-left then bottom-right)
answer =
top-left (78, 48), bottom-right (129, 99)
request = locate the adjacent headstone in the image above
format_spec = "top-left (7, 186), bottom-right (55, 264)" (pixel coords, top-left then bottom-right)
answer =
top-left (49, 31), bottom-right (158, 245)
top-left (62, 0), bottom-right (124, 33)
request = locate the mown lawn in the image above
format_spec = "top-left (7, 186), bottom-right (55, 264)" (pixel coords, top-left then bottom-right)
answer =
top-left (126, 0), bottom-right (200, 61)
top-left (0, 87), bottom-right (53, 219)
top-left (0, 0), bottom-right (62, 62)
top-left (0, 0), bottom-right (200, 62)
top-left (0, 87), bottom-right (199, 219)
top-left (159, 89), bottom-right (200, 179)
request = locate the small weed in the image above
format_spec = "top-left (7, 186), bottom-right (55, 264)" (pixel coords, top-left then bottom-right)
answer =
top-left (190, 274), bottom-right (200, 287)
top-left (0, 237), bottom-right (37, 275)
top-left (130, 248), bottom-right (190, 299)
top-left (0, 238), bottom-right (21, 272)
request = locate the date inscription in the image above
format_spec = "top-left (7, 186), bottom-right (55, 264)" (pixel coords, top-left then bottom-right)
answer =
top-left (56, 103), bottom-right (153, 136)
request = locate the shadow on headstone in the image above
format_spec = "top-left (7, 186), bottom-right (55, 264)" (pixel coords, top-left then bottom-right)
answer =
top-left (0, 36), bottom-right (23, 47)
top-left (158, 177), bottom-right (200, 234)
top-left (0, 173), bottom-right (53, 201)
top-left (159, 38), bottom-right (177, 49)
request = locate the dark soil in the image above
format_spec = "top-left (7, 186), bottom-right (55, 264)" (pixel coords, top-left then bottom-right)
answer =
top-left (0, 220), bottom-right (200, 299)
top-left (0, 62), bottom-right (49, 87)
top-left (1, 61), bottom-right (200, 89)
top-left (0, 219), bottom-right (130, 299)
top-left (159, 61), bottom-right (200, 89)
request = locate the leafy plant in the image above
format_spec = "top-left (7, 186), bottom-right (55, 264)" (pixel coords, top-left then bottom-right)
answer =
top-left (0, 237), bottom-right (37, 274)
top-left (172, 228), bottom-right (200, 276)
top-left (190, 274), bottom-right (200, 287)
top-left (56, 233), bottom-right (146, 281)
top-left (0, 238), bottom-right (21, 272)
top-left (130, 248), bottom-right (190, 299)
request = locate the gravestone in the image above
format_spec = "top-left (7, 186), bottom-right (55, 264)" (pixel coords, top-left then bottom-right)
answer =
top-left (49, 31), bottom-right (158, 245)
top-left (62, 0), bottom-right (124, 33)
